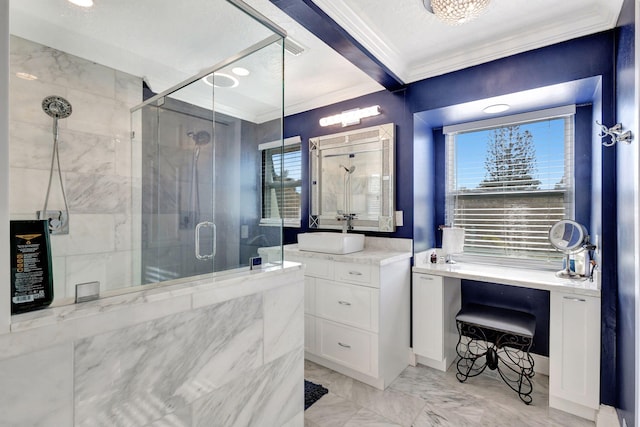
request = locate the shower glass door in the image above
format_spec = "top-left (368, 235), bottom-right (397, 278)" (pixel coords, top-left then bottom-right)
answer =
top-left (130, 15), bottom-right (284, 286)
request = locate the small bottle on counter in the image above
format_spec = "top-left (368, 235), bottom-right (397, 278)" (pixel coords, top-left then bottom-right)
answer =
top-left (430, 251), bottom-right (437, 264)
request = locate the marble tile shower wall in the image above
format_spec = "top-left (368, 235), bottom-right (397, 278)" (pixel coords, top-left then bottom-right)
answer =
top-left (9, 36), bottom-right (142, 301)
top-left (0, 272), bottom-right (305, 426)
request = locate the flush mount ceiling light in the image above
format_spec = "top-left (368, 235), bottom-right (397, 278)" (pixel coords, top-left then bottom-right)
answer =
top-left (483, 104), bottom-right (510, 114)
top-left (423, 0), bottom-right (491, 25)
top-left (201, 72), bottom-right (239, 89)
top-left (231, 67), bottom-right (250, 77)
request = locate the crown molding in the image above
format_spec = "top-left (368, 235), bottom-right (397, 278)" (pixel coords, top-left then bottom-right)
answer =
top-left (311, 0), bottom-right (622, 84)
top-left (405, 5), bottom-right (620, 82)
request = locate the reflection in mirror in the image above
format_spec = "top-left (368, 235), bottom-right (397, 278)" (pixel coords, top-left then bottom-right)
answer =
top-left (309, 123), bottom-right (395, 232)
top-left (548, 219), bottom-right (589, 279)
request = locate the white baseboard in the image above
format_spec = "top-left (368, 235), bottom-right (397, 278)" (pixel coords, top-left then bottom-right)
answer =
top-left (596, 405), bottom-right (620, 427)
top-left (531, 353), bottom-right (549, 376)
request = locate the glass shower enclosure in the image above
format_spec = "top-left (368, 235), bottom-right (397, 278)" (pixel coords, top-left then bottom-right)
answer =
top-left (130, 2), bottom-right (285, 286)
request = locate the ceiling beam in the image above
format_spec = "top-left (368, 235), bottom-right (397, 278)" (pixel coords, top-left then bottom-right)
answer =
top-left (269, 0), bottom-right (405, 91)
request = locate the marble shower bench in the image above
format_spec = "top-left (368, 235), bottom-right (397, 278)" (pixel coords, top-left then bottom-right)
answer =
top-left (0, 262), bottom-right (305, 427)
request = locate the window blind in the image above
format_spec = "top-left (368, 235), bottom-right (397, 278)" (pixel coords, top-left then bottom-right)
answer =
top-left (445, 112), bottom-right (574, 263)
top-left (260, 137), bottom-right (302, 226)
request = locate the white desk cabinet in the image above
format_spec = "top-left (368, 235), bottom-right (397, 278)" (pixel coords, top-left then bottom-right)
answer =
top-left (288, 251), bottom-right (411, 390)
top-left (549, 291), bottom-right (601, 420)
top-left (412, 272), bottom-right (461, 371)
top-left (412, 255), bottom-right (602, 421)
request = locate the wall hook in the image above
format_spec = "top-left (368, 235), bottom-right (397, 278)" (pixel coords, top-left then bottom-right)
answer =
top-left (596, 121), bottom-right (633, 147)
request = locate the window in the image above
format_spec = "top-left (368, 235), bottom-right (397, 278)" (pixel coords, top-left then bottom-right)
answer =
top-left (260, 136), bottom-right (302, 227)
top-left (444, 106), bottom-right (575, 265)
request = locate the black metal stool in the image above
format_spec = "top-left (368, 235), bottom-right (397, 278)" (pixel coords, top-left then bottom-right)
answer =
top-left (455, 303), bottom-right (536, 404)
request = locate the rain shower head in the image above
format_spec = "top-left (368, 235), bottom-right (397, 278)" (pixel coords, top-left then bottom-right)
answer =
top-left (339, 164), bottom-right (356, 174)
top-left (42, 96), bottom-right (72, 119)
top-left (188, 130), bottom-right (211, 146)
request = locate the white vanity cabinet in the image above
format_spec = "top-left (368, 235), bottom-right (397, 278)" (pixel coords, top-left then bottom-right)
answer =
top-left (287, 246), bottom-right (411, 390)
top-left (412, 272), bottom-right (461, 371)
top-left (549, 291), bottom-right (601, 420)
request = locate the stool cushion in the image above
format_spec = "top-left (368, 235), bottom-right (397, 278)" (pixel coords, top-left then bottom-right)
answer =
top-left (456, 303), bottom-right (536, 337)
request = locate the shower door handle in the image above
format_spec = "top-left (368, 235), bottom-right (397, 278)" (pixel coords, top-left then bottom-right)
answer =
top-left (195, 221), bottom-right (216, 260)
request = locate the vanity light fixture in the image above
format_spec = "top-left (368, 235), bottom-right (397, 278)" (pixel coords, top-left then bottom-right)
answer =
top-left (231, 67), bottom-right (250, 77)
top-left (16, 72), bottom-right (38, 81)
top-left (319, 105), bottom-right (381, 127)
top-left (201, 72), bottom-right (239, 89)
top-left (68, 0), bottom-right (94, 7)
top-left (423, 0), bottom-right (491, 25)
top-left (597, 121), bottom-right (634, 147)
top-left (483, 104), bottom-right (510, 114)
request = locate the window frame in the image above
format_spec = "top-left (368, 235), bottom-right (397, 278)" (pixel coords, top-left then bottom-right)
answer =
top-left (443, 105), bottom-right (576, 269)
top-left (259, 135), bottom-right (302, 228)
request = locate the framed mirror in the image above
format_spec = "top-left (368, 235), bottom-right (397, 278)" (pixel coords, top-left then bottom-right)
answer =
top-left (548, 219), bottom-right (588, 279)
top-left (309, 123), bottom-right (395, 232)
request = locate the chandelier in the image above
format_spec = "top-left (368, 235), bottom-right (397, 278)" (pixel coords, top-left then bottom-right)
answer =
top-left (423, 0), bottom-right (491, 25)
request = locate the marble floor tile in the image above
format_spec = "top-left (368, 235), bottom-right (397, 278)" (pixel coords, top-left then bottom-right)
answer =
top-left (304, 393), bottom-right (360, 427)
top-left (304, 361), bottom-right (595, 427)
top-left (343, 408), bottom-right (402, 427)
top-left (348, 381), bottom-right (426, 426)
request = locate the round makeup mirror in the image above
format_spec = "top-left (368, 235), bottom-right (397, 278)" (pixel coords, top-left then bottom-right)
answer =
top-left (548, 220), bottom-right (588, 279)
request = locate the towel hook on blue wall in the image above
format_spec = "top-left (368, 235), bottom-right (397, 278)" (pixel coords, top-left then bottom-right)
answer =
top-left (596, 121), bottom-right (633, 147)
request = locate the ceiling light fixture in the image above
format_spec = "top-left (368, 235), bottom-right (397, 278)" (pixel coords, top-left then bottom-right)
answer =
top-left (483, 104), bottom-right (510, 114)
top-left (202, 72), bottom-right (239, 89)
top-left (68, 0), bottom-right (94, 7)
top-left (231, 67), bottom-right (250, 77)
top-left (423, 0), bottom-right (490, 25)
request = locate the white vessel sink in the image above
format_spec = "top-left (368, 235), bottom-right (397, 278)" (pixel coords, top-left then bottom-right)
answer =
top-left (297, 232), bottom-right (365, 254)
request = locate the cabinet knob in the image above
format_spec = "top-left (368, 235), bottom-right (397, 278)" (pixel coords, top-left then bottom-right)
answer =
top-left (338, 342), bottom-right (351, 349)
top-left (338, 300), bottom-right (352, 306)
top-left (348, 271), bottom-right (363, 276)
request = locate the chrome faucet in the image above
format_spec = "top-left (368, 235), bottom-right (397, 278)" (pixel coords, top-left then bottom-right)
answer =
top-left (337, 212), bottom-right (356, 233)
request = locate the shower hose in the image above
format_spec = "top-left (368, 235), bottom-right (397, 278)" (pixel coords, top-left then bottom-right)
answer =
top-left (42, 118), bottom-right (70, 230)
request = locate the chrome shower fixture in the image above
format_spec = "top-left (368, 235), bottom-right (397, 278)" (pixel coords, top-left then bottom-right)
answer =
top-left (38, 95), bottom-right (72, 235)
top-left (188, 130), bottom-right (211, 146)
top-left (42, 95), bottom-right (72, 119)
top-left (339, 164), bottom-right (356, 174)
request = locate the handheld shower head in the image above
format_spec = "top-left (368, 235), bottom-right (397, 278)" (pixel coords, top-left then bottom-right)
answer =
top-left (339, 164), bottom-right (356, 174)
top-left (188, 130), bottom-right (211, 146)
top-left (42, 96), bottom-right (72, 119)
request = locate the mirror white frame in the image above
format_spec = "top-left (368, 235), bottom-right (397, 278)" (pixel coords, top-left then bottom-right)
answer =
top-left (309, 123), bottom-right (396, 232)
top-left (548, 219), bottom-right (588, 279)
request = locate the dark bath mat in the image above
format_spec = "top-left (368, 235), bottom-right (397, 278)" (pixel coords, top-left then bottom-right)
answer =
top-left (304, 380), bottom-right (328, 410)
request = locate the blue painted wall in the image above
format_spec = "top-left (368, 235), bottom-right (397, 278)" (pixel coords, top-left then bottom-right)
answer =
top-left (283, 30), bottom-right (618, 404)
top-left (283, 88), bottom-right (413, 244)
top-left (615, 1), bottom-right (637, 425)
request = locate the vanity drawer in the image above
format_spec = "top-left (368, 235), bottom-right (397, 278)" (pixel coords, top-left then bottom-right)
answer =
top-left (315, 279), bottom-right (379, 332)
top-left (317, 319), bottom-right (377, 375)
top-left (296, 257), bottom-right (334, 280)
top-left (334, 262), bottom-right (372, 286)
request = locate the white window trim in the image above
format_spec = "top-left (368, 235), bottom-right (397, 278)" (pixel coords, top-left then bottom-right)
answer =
top-left (443, 105), bottom-right (576, 135)
top-left (444, 105), bottom-right (576, 269)
top-left (259, 135), bottom-right (302, 228)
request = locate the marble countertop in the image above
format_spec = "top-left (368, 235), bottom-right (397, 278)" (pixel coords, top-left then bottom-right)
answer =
top-left (413, 255), bottom-right (600, 297)
top-left (284, 244), bottom-right (412, 266)
top-left (259, 236), bottom-right (413, 266)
